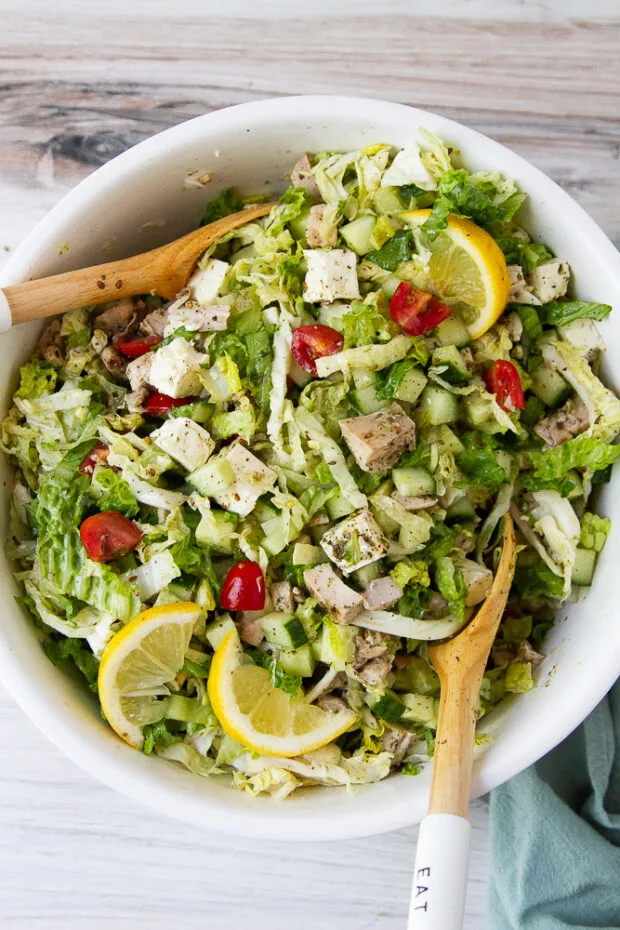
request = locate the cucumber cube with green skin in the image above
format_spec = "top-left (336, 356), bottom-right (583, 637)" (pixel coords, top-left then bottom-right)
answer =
top-left (188, 456), bottom-right (235, 497)
top-left (261, 613), bottom-right (308, 649)
top-left (416, 385), bottom-right (459, 426)
top-left (421, 424), bottom-right (465, 455)
top-left (351, 561), bottom-right (383, 587)
top-left (278, 643), bottom-right (316, 678)
top-left (340, 215), bottom-right (378, 255)
top-left (350, 385), bottom-right (389, 415)
top-left (431, 345), bottom-right (471, 384)
top-left (292, 543), bottom-right (326, 566)
top-left (326, 494), bottom-right (357, 520)
top-left (393, 656), bottom-right (440, 695)
top-left (401, 693), bottom-right (438, 727)
top-left (206, 615), bottom-right (236, 650)
top-left (373, 186), bottom-right (405, 215)
top-left (288, 205), bottom-right (311, 241)
top-left (434, 314), bottom-right (471, 348)
top-left (393, 467), bottom-right (436, 497)
top-left (530, 363), bottom-right (572, 409)
top-left (352, 367), bottom-right (380, 389)
top-left (395, 368), bottom-right (428, 404)
top-left (445, 496), bottom-right (476, 524)
top-left (195, 509), bottom-right (237, 552)
top-left (572, 547), bottom-right (597, 587)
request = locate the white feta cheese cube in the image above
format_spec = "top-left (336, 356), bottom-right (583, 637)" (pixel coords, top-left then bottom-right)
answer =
top-left (320, 508), bottom-right (389, 575)
top-left (164, 302), bottom-right (230, 337)
top-left (189, 259), bottom-right (229, 305)
top-left (529, 259), bottom-right (570, 304)
top-left (126, 353), bottom-right (153, 391)
top-left (303, 249), bottom-right (360, 303)
top-left (213, 444), bottom-right (277, 516)
top-left (557, 318), bottom-right (604, 358)
top-left (151, 417), bottom-right (215, 472)
top-left (148, 337), bottom-right (206, 398)
top-left (507, 264), bottom-right (541, 306)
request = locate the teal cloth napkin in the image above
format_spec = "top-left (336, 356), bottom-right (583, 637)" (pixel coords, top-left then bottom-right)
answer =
top-left (488, 680), bottom-right (620, 929)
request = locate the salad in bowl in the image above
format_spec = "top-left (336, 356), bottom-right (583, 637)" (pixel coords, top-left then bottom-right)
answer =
top-left (2, 129), bottom-right (618, 800)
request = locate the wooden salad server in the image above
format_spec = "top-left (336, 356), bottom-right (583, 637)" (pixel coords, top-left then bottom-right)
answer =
top-left (0, 202), bottom-right (275, 332)
top-left (408, 514), bottom-right (517, 930)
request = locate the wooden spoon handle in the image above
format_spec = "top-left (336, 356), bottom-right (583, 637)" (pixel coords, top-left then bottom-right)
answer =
top-left (1, 251), bottom-right (158, 327)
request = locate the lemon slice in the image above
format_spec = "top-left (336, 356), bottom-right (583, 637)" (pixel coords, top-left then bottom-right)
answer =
top-left (208, 631), bottom-right (358, 757)
top-left (98, 602), bottom-right (200, 750)
top-left (402, 209), bottom-right (510, 338)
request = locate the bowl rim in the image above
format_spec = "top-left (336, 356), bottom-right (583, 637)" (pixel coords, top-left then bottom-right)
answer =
top-left (2, 94), bottom-right (620, 841)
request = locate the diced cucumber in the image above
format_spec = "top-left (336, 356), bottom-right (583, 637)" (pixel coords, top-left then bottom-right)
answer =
top-left (206, 614), bottom-right (236, 650)
top-left (392, 656), bottom-right (440, 695)
top-left (166, 695), bottom-right (214, 725)
top-left (431, 345), bottom-right (471, 384)
top-left (340, 215), bottom-right (377, 255)
top-left (195, 509), bottom-right (237, 552)
top-left (495, 450), bottom-right (515, 481)
top-left (393, 466), bottom-right (436, 497)
top-left (416, 385), bottom-right (459, 426)
top-left (350, 385), bottom-right (388, 415)
top-left (462, 392), bottom-right (504, 433)
top-left (261, 613), bottom-right (308, 649)
top-left (292, 543), bottom-right (326, 566)
top-left (170, 401), bottom-right (214, 424)
top-left (326, 494), bottom-right (356, 520)
top-left (395, 368), bottom-right (427, 404)
top-left (373, 186), bottom-right (405, 215)
top-left (564, 469), bottom-right (584, 500)
top-left (435, 314), bottom-right (471, 348)
top-left (422, 424), bottom-right (465, 455)
top-left (188, 456), bottom-right (235, 497)
top-left (289, 360), bottom-right (313, 388)
top-left (571, 547), bottom-right (596, 587)
top-left (309, 522), bottom-right (330, 545)
top-left (401, 693), bottom-right (438, 727)
top-left (278, 643), bottom-right (316, 678)
top-left (445, 496), bottom-right (476, 524)
top-left (253, 496), bottom-right (280, 523)
top-left (352, 367), bottom-right (380, 389)
top-left (351, 561), bottom-right (383, 587)
top-left (530, 364), bottom-right (572, 409)
top-left (288, 205), bottom-right (311, 241)
top-left (311, 621), bottom-right (356, 670)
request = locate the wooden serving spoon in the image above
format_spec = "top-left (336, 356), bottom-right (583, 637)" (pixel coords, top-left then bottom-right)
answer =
top-left (408, 513), bottom-right (517, 930)
top-left (0, 202), bottom-right (276, 331)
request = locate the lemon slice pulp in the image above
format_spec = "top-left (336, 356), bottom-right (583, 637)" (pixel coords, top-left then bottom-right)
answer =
top-left (208, 631), bottom-right (357, 757)
top-left (402, 209), bottom-right (510, 339)
top-left (98, 602), bottom-right (199, 750)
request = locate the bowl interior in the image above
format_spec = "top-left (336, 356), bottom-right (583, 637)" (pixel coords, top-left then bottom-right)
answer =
top-left (1, 96), bottom-right (620, 841)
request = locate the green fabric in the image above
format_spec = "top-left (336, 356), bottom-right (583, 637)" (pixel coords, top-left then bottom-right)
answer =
top-left (488, 681), bottom-right (620, 928)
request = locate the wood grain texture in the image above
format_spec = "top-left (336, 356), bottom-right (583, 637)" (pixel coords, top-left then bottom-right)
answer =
top-left (0, 2), bottom-right (618, 927)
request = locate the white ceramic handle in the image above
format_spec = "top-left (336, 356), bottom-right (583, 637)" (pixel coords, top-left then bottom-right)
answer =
top-left (0, 290), bottom-right (12, 333)
top-left (407, 813), bottom-right (471, 930)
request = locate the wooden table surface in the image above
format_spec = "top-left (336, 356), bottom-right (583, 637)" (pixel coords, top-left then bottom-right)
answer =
top-left (1, 2), bottom-right (619, 927)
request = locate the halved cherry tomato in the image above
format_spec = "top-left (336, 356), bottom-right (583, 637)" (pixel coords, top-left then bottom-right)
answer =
top-left (79, 441), bottom-right (109, 477)
top-left (220, 560), bottom-right (266, 611)
top-left (144, 392), bottom-right (198, 417)
top-left (484, 360), bottom-right (525, 412)
top-left (79, 511), bottom-right (143, 563)
top-left (291, 325), bottom-right (344, 377)
top-left (389, 282), bottom-right (452, 336)
top-left (115, 334), bottom-right (161, 357)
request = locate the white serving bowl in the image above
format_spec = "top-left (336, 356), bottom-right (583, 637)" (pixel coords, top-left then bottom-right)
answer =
top-left (1, 96), bottom-right (619, 841)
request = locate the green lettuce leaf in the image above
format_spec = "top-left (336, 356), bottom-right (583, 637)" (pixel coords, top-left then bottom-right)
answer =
top-left (248, 649), bottom-right (302, 696)
top-left (15, 362), bottom-right (58, 399)
top-left (342, 301), bottom-right (393, 348)
top-left (367, 229), bottom-right (415, 271)
top-left (528, 435), bottom-right (620, 483)
top-left (267, 187), bottom-right (309, 237)
top-left (201, 187), bottom-right (243, 226)
top-left (43, 634), bottom-right (99, 689)
top-left (539, 301), bottom-right (612, 327)
top-left (456, 432), bottom-right (507, 489)
top-left (434, 557), bottom-right (467, 621)
top-left (514, 556), bottom-right (564, 600)
top-left (505, 661), bottom-right (534, 693)
top-left (91, 466), bottom-right (139, 518)
top-left (422, 169), bottom-right (526, 239)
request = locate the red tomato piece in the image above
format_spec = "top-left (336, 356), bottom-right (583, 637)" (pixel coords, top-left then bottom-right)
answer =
top-left (389, 282), bottom-right (452, 336)
top-left (484, 360), bottom-right (525, 412)
top-left (79, 511), bottom-right (143, 563)
top-left (79, 441), bottom-right (109, 477)
top-left (144, 392), bottom-right (198, 417)
top-left (291, 325), bottom-right (344, 377)
top-left (220, 561), bottom-right (266, 612)
top-left (115, 334), bottom-right (161, 357)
